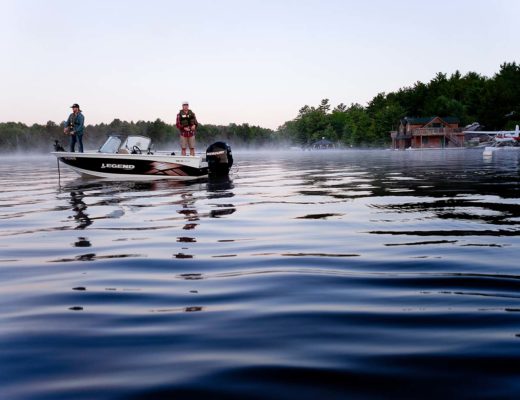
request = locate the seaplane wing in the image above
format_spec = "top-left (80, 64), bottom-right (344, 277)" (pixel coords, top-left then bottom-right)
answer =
top-left (463, 125), bottom-right (519, 137)
top-left (463, 131), bottom-right (500, 135)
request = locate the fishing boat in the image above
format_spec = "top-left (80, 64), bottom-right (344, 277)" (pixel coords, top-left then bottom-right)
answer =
top-left (52, 135), bottom-right (233, 180)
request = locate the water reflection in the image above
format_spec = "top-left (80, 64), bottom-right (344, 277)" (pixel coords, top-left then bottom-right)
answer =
top-left (74, 237), bottom-right (91, 247)
top-left (210, 204), bottom-right (236, 218)
top-left (281, 152), bottom-right (520, 241)
top-left (178, 192), bottom-right (199, 230)
top-left (174, 253), bottom-right (194, 259)
top-left (2, 154), bottom-right (520, 400)
top-left (59, 176), bottom-right (238, 263)
top-left (177, 237), bottom-right (196, 243)
top-left (206, 176), bottom-right (236, 218)
top-left (69, 191), bottom-right (92, 229)
top-left (150, 306), bottom-right (204, 313)
top-left (283, 150), bottom-right (520, 200)
top-left (370, 198), bottom-right (520, 227)
top-left (206, 176), bottom-right (235, 202)
top-left (50, 252), bottom-right (142, 262)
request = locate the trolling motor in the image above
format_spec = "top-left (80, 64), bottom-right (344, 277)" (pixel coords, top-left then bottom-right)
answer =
top-left (206, 141), bottom-right (233, 177)
top-left (54, 140), bottom-right (65, 152)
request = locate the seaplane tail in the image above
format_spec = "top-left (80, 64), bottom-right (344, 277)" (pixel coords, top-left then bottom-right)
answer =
top-left (482, 124), bottom-right (520, 156)
top-left (495, 125), bottom-right (520, 142)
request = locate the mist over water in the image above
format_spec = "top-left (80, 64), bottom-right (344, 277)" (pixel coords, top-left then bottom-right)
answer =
top-left (1, 149), bottom-right (520, 399)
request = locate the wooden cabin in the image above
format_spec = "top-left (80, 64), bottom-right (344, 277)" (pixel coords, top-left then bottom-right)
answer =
top-left (390, 117), bottom-right (464, 150)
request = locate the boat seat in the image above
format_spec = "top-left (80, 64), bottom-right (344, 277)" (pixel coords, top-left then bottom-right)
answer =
top-left (118, 148), bottom-right (130, 154)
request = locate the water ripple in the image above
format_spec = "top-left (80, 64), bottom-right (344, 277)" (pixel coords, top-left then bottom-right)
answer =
top-left (1, 151), bottom-right (520, 399)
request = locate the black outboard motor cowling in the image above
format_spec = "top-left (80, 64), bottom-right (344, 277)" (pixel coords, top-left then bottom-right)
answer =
top-left (206, 142), bottom-right (233, 177)
top-left (53, 140), bottom-right (65, 152)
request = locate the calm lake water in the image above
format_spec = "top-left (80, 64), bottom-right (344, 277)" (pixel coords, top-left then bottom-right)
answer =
top-left (1, 149), bottom-right (520, 399)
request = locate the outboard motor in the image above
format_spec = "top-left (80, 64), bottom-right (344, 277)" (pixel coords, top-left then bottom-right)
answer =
top-left (53, 140), bottom-right (65, 152)
top-left (206, 141), bottom-right (233, 177)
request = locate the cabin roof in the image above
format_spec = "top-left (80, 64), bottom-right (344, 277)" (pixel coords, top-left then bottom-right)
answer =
top-left (403, 116), bottom-right (460, 125)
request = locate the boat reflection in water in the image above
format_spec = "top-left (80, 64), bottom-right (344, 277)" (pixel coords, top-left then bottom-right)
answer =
top-left (3, 150), bottom-right (520, 400)
top-left (69, 190), bottom-right (92, 229)
top-left (60, 175), bottom-right (235, 263)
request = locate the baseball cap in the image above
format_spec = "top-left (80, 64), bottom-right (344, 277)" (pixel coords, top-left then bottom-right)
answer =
top-left (70, 103), bottom-right (80, 108)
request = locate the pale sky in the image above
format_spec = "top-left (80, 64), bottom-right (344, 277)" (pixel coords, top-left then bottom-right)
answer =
top-left (1, 0), bottom-right (518, 129)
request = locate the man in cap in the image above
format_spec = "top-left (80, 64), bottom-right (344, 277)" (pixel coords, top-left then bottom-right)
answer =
top-left (64, 103), bottom-right (85, 152)
top-left (176, 101), bottom-right (198, 156)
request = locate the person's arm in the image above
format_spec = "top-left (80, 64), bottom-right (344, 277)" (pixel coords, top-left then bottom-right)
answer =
top-left (64, 114), bottom-right (71, 133)
top-left (191, 113), bottom-right (198, 130)
top-left (176, 113), bottom-right (183, 131)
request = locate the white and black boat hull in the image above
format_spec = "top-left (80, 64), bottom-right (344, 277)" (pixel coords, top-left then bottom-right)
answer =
top-left (52, 152), bottom-right (209, 180)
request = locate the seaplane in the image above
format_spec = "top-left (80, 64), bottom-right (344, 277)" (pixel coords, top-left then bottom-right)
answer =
top-left (463, 124), bottom-right (520, 156)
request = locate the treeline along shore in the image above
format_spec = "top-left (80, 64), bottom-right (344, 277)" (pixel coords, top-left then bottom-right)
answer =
top-left (1, 62), bottom-right (519, 152)
top-left (0, 119), bottom-right (277, 153)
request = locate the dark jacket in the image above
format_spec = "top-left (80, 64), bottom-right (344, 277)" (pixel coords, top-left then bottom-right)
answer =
top-left (65, 112), bottom-right (85, 134)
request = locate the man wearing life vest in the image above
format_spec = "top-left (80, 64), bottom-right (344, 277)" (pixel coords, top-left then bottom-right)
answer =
top-left (176, 101), bottom-right (198, 156)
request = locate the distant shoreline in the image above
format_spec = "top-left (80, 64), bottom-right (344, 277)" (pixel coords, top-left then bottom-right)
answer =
top-left (1, 62), bottom-right (519, 151)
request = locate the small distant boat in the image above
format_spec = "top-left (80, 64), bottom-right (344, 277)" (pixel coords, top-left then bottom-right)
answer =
top-left (310, 138), bottom-right (335, 150)
top-left (52, 135), bottom-right (233, 180)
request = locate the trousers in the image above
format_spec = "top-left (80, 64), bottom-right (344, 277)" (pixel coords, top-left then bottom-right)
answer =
top-left (70, 133), bottom-right (84, 152)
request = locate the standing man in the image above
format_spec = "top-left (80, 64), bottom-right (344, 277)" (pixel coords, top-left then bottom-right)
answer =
top-left (64, 103), bottom-right (85, 152)
top-left (176, 101), bottom-right (198, 156)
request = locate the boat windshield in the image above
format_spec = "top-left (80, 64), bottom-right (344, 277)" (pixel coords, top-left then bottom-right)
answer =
top-left (99, 136), bottom-right (122, 153)
top-left (122, 136), bottom-right (152, 152)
